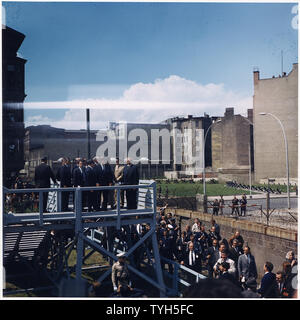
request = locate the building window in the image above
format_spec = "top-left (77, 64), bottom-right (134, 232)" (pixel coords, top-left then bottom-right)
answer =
top-left (8, 144), bottom-right (16, 153)
top-left (7, 65), bottom-right (15, 71)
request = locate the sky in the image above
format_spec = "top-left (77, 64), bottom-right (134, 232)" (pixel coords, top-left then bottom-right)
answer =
top-left (2, 1), bottom-right (298, 130)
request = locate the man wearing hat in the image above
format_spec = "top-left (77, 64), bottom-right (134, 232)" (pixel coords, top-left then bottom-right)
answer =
top-left (111, 252), bottom-right (145, 297)
top-left (34, 156), bottom-right (57, 212)
top-left (112, 253), bottom-right (130, 294)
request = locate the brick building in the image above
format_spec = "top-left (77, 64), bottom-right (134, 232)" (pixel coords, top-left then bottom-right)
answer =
top-left (211, 107), bottom-right (254, 183)
top-left (24, 125), bottom-right (99, 179)
top-left (164, 114), bottom-right (218, 178)
top-left (253, 63), bottom-right (298, 183)
top-left (2, 26), bottom-right (27, 187)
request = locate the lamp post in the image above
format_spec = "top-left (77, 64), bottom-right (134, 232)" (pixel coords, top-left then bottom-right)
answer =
top-left (259, 112), bottom-right (290, 209)
top-left (203, 119), bottom-right (221, 196)
top-left (239, 116), bottom-right (254, 199)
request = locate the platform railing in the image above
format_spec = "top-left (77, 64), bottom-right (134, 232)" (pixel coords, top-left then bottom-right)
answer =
top-left (3, 182), bottom-right (156, 228)
top-left (160, 256), bottom-right (206, 297)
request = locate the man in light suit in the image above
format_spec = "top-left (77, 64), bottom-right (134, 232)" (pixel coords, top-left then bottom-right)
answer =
top-left (237, 246), bottom-right (257, 286)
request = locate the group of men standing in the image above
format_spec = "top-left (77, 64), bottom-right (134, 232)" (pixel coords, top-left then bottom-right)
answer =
top-left (212, 194), bottom-right (248, 216)
top-left (34, 156), bottom-right (139, 212)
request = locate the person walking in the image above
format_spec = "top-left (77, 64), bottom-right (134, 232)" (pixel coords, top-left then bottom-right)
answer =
top-left (257, 261), bottom-right (277, 298)
top-left (237, 246), bottom-right (257, 288)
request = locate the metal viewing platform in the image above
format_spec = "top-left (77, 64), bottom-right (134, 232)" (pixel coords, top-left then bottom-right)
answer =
top-left (3, 180), bottom-right (167, 297)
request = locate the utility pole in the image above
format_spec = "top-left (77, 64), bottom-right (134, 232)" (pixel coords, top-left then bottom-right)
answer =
top-left (86, 108), bottom-right (91, 159)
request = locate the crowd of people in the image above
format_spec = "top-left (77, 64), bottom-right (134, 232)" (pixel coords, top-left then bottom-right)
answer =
top-left (106, 205), bottom-right (297, 298)
top-left (155, 207), bottom-right (297, 298)
top-left (6, 158), bottom-right (298, 298)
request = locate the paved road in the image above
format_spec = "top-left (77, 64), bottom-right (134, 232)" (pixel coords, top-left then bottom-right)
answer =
top-left (208, 194), bottom-right (298, 212)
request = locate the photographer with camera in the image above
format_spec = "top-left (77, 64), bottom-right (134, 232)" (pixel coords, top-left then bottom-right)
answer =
top-left (213, 251), bottom-right (236, 278)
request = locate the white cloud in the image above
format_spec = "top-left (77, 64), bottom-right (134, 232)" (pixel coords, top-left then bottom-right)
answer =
top-left (24, 75), bottom-right (253, 130)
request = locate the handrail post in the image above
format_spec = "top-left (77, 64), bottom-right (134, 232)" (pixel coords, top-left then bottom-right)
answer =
top-left (116, 187), bottom-right (121, 230)
top-left (152, 182), bottom-right (157, 223)
top-left (57, 187), bottom-right (62, 212)
top-left (39, 191), bottom-right (43, 226)
top-left (173, 262), bottom-right (179, 296)
top-left (75, 187), bottom-right (83, 284)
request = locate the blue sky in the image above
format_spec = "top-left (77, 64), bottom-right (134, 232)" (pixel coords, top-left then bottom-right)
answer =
top-left (2, 1), bottom-right (298, 129)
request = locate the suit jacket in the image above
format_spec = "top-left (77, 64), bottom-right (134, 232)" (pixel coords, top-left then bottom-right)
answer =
top-left (219, 271), bottom-right (240, 287)
top-left (72, 167), bottom-right (86, 187)
top-left (159, 236), bottom-right (173, 259)
top-left (114, 164), bottom-right (125, 183)
top-left (34, 163), bottom-right (56, 188)
top-left (123, 164), bottom-right (139, 185)
top-left (85, 166), bottom-right (97, 187)
top-left (207, 231), bottom-right (221, 246)
top-left (229, 246), bottom-right (242, 265)
top-left (176, 237), bottom-right (188, 251)
top-left (95, 164), bottom-right (114, 186)
top-left (183, 249), bottom-right (202, 273)
top-left (57, 165), bottom-right (72, 187)
top-left (206, 246), bottom-right (220, 267)
top-left (103, 163), bottom-right (114, 185)
top-left (258, 272), bottom-right (277, 298)
top-left (237, 254), bottom-right (257, 280)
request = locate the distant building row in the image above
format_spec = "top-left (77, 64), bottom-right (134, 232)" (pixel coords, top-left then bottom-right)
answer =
top-left (2, 26), bottom-right (298, 186)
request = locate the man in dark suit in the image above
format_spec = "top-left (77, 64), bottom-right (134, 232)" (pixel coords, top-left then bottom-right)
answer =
top-left (181, 242), bottom-right (202, 273)
top-left (92, 157), bottom-right (103, 211)
top-left (94, 157), bottom-right (115, 211)
top-left (207, 226), bottom-right (221, 247)
top-left (258, 261), bottom-right (277, 298)
top-left (72, 159), bottom-right (86, 187)
top-left (176, 231), bottom-right (188, 262)
top-left (85, 159), bottom-right (98, 212)
top-left (206, 239), bottom-right (220, 278)
top-left (103, 160), bottom-right (115, 210)
top-left (34, 156), bottom-right (57, 212)
top-left (72, 159), bottom-right (86, 209)
top-left (228, 239), bottom-right (243, 267)
top-left (123, 158), bottom-right (139, 209)
top-left (275, 271), bottom-right (290, 298)
top-left (57, 158), bottom-right (72, 211)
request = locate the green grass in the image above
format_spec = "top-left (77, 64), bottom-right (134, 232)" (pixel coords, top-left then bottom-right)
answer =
top-left (156, 181), bottom-right (257, 197)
